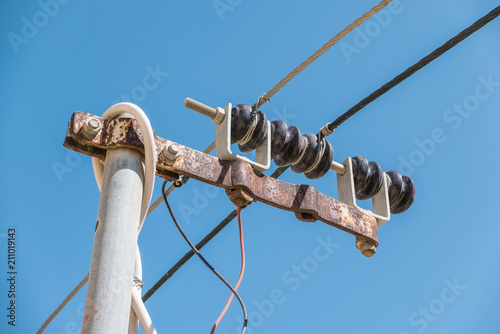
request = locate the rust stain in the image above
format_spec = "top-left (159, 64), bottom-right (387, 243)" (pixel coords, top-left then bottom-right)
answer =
top-left (65, 111), bottom-right (379, 248)
top-left (81, 296), bottom-right (103, 333)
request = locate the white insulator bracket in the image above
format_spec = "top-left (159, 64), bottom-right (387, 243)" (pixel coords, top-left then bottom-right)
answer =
top-left (337, 157), bottom-right (390, 227)
top-left (215, 103), bottom-right (271, 173)
top-left (184, 98), bottom-right (271, 173)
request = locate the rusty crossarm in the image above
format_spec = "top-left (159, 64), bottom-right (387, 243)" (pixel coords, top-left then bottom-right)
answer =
top-left (64, 111), bottom-right (378, 252)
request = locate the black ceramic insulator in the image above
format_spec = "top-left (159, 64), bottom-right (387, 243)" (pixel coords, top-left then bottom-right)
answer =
top-left (270, 120), bottom-right (287, 159)
top-left (238, 110), bottom-right (269, 153)
top-left (351, 156), bottom-right (383, 200)
top-left (230, 104), bottom-right (334, 179)
top-left (290, 133), bottom-right (318, 174)
top-left (304, 139), bottom-right (333, 179)
top-left (230, 104), bottom-right (253, 144)
top-left (274, 125), bottom-right (302, 167)
top-left (385, 171), bottom-right (416, 214)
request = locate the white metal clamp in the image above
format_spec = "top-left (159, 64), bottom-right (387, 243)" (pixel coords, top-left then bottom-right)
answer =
top-left (336, 157), bottom-right (390, 228)
top-left (184, 98), bottom-right (271, 172)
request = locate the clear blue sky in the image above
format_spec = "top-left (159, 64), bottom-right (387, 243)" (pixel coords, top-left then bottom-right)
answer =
top-left (1, 0), bottom-right (500, 333)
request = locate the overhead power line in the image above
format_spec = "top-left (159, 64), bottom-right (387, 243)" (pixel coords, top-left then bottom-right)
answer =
top-left (142, 166), bottom-right (288, 302)
top-left (39, 3), bottom-right (500, 331)
top-left (252, 0), bottom-right (395, 110)
top-left (161, 181), bottom-right (248, 334)
top-left (36, 274), bottom-right (89, 334)
top-left (134, 2), bottom-right (393, 304)
top-left (38, 1), bottom-right (393, 330)
top-left (140, 3), bottom-right (500, 305)
top-left (320, 4), bottom-right (500, 137)
top-left (210, 206), bottom-right (246, 334)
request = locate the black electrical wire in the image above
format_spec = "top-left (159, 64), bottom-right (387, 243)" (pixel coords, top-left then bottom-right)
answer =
top-left (144, 7), bottom-right (500, 301)
top-left (143, 4), bottom-right (500, 303)
top-left (143, 208), bottom-right (240, 302)
top-left (142, 2), bottom-right (500, 305)
top-left (143, 166), bottom-right (289, 302)
top-left (160, 180), bottom-right (249, 334)
top-left (322, 4), bottom-right (500, 137)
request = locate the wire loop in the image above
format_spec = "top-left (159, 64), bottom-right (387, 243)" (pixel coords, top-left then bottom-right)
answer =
top-left (133, 276), bottom-right (144, 289)
top-left (253, 93), bottom-right (270, 112)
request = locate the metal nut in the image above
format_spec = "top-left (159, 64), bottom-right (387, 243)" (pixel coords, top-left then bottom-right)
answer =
top-left (162, 143), bottom-right (180, 161)
top-left (356, 237), bottom-right (377, 258)
top-left (82, 117), bottom-right (102, 139)
top-left (360, 242), bottom-right (377, 257)
top-left (211, 107), bottom-right (226, 124)
top-left (226, 188), bottom-right (253, 207)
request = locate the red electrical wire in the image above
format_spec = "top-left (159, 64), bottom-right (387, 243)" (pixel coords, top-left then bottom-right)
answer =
top-left (210, 206), bottom-right (246, 334)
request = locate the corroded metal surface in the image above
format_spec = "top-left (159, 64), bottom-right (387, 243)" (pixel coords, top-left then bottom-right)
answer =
top-left (65, 111), bottom-right (378, 247)
top-left (226, 188), bottom-right (254, 207)
top-left (64, 111), bottom-right (146, 160)
top-left (227, 160), bottom-right (378, 244)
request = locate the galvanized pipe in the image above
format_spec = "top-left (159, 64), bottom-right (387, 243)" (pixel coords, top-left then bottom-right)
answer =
top-left (82, 148), bottom-right (144, 333)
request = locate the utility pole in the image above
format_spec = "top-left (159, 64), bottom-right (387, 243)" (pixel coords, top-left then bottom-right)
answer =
top-left (82, 147), bottom-right (144, 333)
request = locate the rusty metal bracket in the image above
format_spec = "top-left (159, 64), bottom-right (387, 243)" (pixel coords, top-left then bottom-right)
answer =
top-left (64, 111), bottom-right (379, 256)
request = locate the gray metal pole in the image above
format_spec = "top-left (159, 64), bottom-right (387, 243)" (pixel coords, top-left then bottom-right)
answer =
top-left (82, 147), bottom-right (144, 333)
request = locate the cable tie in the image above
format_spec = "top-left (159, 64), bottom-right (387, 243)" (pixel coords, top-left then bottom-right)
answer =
top-left (320, 123), bottom-right (335, 138)
top-left (290, 136), bottom-right (308, 166)
top-left (303, 137), bottom-right (326, 174)
top-left (238, 113), bottom-right (258, 146)
top-left (173, 175), bottom-right (189, 188)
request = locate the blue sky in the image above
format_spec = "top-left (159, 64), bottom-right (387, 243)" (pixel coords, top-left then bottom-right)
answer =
top-left (1, 0), bottom-right (500, 333)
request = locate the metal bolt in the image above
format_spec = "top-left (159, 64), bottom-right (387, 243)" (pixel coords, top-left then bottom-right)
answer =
top-left (168, 144), bottom-right (179, 155)
top-left (82, 117), bottom-right (102, 139)
top-left (356, 237), bottom-right (377, 258)
top-left (360, 242), bottom-right (377, 257)
top-left (162, 143), bottom-right (180, 161)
